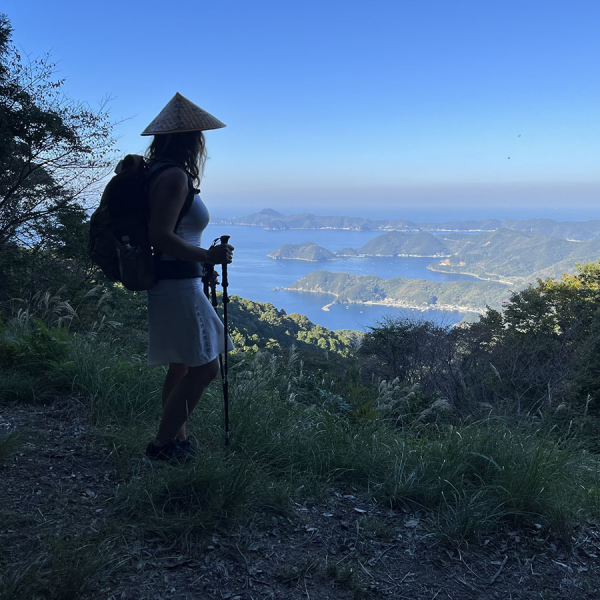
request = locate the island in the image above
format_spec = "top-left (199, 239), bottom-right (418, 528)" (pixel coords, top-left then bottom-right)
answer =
top-left (285, 270), bottom-right (511, 314)
top-left (268, 242), bottom-right (338, 262)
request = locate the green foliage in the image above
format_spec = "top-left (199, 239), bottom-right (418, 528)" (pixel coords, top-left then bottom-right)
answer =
top-left (2, 304), bottom-right (600, 547)
top-left (227, 295), bottom-right (355, 356)
top-left (115, 454), bottom-right (258, 534)
top-left (431, 227), bottom-right (600, 283)
top-left (355, 262), bottom-right (600, 432)
top-left (357, 230), bottom-right (450, 257)
top-left (360, 317), bottom-right (450, 383)
top-left (0, 13), bottom-right (116, 299)
top-left (288, 270), bottom-right (510, 312)
top-left (268, 241), bottom-right (337, 261)
top-left (0, 533), bottom-right (118, 600)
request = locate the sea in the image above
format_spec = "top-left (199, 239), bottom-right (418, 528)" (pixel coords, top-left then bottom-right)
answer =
top-left (202, 223), bottom-right (477, 332)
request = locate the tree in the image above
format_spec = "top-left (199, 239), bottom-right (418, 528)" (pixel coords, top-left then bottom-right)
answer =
top-left (0, 14), bottom-right (115, 250)
top-left (0, 13), bottom-right (116, 298)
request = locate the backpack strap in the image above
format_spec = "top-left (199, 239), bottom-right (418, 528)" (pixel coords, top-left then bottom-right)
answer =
top-left (175, 177), bottom-right (195, 232)
top-left (146, 160), bottom-right (194, 225)
top-left (147, 161), bottom-right (198, 274)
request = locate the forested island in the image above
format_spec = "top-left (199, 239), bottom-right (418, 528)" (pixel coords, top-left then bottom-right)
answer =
top-left (286, 270), bottom-right (510, 314)
top-left (268, 241), bottom-right (337, 261)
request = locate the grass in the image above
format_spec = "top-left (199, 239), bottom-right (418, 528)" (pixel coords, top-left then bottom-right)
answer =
top-left (0, 432), bottom-right (21, 461)
top-left (2, 309), bottom-right (600, 550)
top-left (0, 534), bottom-right (121, 600)
top-left (114, 452), bottom-right (259, 536)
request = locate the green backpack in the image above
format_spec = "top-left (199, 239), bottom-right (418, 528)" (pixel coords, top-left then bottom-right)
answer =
top-left (88, 155), bottom-right (193, 291)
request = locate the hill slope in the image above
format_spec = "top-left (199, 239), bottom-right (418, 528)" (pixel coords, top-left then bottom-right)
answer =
top-left (430, 229), bottom-right (600, 282)
top-left (268, 242), bottom-right (338, 261)
top-left (357, 232), bottom-right (451, 257)
top-left (286, 270), bottom-right (510, 313)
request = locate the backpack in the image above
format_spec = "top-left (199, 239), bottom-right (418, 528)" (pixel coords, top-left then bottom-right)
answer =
top-left (89, 155), bottom-right (193, 291)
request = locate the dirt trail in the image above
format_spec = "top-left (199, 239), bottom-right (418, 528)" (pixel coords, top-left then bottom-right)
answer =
top-left (1, 399), bottom-right (599, 599)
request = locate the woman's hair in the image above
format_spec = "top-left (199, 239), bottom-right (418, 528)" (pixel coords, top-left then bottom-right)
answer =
top-left (145, 131), bottom-right (207, 187)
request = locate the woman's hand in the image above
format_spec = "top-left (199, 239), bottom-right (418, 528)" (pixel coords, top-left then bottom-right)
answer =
top-left (206, 243), bottom-right (234, 265)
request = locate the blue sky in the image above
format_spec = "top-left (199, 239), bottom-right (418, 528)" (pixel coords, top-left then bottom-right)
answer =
top-left (4, 0), bottom-right (600, 219)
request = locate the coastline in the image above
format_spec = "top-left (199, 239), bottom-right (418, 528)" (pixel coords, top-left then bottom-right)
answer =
top-left (426, 264), bottom-right (516, 285)
top-left (212, 221), bottom-right (498, 234)
top-left (268, 255), bottom-right (338, 262)
top-left (285, 287), bottom-right (485, 315)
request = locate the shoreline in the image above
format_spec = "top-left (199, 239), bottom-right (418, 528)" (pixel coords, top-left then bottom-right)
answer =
top-left (285, 287), bottom-right (485, 315)
top-left (211, 222), bottom-right (498, 234)
top-left (268, 255), bottom-right (338, 262)
top-left (426, 264), bottom-right (516, 285)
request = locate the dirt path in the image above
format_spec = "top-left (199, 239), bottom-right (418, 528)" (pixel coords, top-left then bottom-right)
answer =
top-left (1, 399), bottom-right (599, 599)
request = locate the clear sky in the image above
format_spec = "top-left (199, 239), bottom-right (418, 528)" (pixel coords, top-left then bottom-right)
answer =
top-left (4, 0), bottom-right (600, 220)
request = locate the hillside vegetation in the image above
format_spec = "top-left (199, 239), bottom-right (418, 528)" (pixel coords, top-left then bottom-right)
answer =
top-left (268, 241), bottom-right (338, 261)
top-left (431, 228), bottom-right (600, 283)
top-left (287, 270), bottom-right (511, 313)
top-left (355, 231), bottom-right (450, 257)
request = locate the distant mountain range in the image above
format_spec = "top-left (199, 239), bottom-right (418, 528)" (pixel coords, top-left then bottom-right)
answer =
top-left (286, 271), bottom-right (510, 314)
top-left (213, 209), bottom-right (600, 240)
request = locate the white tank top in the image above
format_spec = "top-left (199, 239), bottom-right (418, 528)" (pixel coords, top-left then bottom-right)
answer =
top-left (148, 168), bottom-right (210, 261)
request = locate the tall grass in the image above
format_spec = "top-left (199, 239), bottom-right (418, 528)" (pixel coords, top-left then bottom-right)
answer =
top-left (2, 307), bottom-right (599, 546)
top-left (0, 534), bottom-right (122, 600)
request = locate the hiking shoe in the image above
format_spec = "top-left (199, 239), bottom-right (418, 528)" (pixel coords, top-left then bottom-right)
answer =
top-left (176, 438), bottom-right (197, 458)
top-left (145, 440), bottom-right (194, 465)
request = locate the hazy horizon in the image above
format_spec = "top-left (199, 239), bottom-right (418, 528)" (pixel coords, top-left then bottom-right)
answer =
top-left (5, 0), bottom-right (599, 220)
top-left (213, 206), bottom-right (600, 223)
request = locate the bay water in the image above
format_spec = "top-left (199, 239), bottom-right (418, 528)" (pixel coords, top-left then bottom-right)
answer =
top-left (203, 223), bottom-right (474, 332)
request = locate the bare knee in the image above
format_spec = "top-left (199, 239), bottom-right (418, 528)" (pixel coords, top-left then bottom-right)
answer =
top-left (188, 358), bottom-right (219, 388)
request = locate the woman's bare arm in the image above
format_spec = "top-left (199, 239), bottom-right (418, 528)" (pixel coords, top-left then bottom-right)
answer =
top-left (148, 167), bottom-right (233, 264)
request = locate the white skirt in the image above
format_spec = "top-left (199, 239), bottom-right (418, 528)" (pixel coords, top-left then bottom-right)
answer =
top-left (147, 278), bottom-right (234, 367)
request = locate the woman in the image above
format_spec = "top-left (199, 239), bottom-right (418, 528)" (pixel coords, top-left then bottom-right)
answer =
top-left (141, 93), bottom-right (234, 464)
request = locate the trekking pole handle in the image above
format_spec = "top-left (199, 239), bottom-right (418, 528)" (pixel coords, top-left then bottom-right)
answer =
top-left (219, 235), bottom-right (230, 301)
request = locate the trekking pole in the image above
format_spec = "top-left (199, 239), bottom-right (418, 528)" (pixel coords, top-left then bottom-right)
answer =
top-left (219, 235), bottom-right (231, 448)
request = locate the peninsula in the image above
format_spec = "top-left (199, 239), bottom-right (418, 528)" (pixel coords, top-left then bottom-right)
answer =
top-left (286, 271), bottom-right (511, 314)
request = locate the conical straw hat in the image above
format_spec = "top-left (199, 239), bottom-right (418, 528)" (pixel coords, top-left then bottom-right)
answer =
top-left (140, 92), bottom-right (226, 136)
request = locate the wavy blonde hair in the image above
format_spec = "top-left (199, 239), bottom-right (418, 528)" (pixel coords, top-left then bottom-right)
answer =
top-left (145, 131), bottom-right (207, 187)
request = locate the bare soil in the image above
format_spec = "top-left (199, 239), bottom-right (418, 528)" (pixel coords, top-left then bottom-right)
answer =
top-left (1, 399), bottom-right (599, 600)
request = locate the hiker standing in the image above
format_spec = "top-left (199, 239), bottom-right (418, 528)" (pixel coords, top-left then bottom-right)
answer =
top-left (141, 93), bottom-right (234, 464)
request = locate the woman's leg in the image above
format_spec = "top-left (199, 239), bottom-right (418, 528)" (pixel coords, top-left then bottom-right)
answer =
top-left (162, 363), bottom-right (189, 441)
top-left (154, 358), bottom-right (220, 445)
